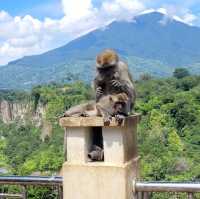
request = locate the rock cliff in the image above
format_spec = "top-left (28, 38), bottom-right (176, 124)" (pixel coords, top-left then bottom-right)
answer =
top-left (0, 100), bottom-right (52, 139)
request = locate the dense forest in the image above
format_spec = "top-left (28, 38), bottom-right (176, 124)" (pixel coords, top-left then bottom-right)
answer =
top-left (0, 69), bottom-right (200, 198)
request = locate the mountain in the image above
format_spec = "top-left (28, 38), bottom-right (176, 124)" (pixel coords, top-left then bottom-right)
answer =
top-left (1, 12), bottom-right (200, 89)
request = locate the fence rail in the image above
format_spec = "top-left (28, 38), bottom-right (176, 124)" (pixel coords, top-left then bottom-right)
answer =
top-left (1, 176), bottom-right (200, 199)
top-left (0, 193), bottom-right (23, 198)
top-left (0, 176), bottom-right (63, 199)
top-left (0, 176), bottom-right (62, 185)
top-left (135, 182), bottom-right (200, 199)
top-left (136, 182), bottom-right (200, 192)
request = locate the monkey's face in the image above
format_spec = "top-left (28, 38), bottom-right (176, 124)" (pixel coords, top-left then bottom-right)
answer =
top-left (97, 65), bottom-right (116, 77)
top-left (113, 102), bottom-right (123, 113)
top-left (109, 93), bottom-right (128, 114)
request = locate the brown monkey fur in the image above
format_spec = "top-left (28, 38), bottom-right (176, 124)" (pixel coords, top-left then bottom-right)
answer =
top-left (64, 93), bottom-right (128, 125)
top-left (94, 49), bottom-right (136, 115)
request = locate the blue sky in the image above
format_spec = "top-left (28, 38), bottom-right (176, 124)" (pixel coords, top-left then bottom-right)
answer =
top-left (0, 0), bottom-right (199, 22)
top-left (0, 0), bottom-right (63, 19)
top-left (0, 0), bottom-right (200, 65)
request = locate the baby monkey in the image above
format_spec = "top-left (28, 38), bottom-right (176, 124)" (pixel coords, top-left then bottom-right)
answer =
top-left (64, 93), bottom-right (129, 125)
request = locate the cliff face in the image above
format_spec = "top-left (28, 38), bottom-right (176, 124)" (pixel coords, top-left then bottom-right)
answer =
top-left (0, 100), bottom-right (12, 124)
top-left (0, 100), bottom-right (52, 139)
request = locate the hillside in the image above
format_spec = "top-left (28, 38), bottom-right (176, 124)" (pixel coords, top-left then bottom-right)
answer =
top-left (1, 12), bottom-right (200, 89)
top-left (0, 74), bottom-right (200, 198)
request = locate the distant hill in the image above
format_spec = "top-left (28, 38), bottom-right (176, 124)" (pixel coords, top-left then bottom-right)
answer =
top-left (1, 11), bottom-right (200, 89)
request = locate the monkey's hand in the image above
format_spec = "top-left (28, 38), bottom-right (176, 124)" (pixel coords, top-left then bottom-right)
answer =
top-left (96, 87), bottom-right (103, 101)
top-left (103, 116), bottom-right (112, 126)
top-left (110, 79), bottom-right (122, 88)
top-left (115, 114), bottom-right (125, 125)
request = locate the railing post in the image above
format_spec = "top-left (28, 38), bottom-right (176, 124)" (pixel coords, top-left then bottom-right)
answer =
top-left (143, 192), bottom-right (150, 199)
top-left (21, 185), bottom-right (27, 199)
top-left (58, 185), bottom-right (63, 199)
top-left (188, 193), bottom-right (194, 199)
top-left (137, 192), bottom-right (142, 199)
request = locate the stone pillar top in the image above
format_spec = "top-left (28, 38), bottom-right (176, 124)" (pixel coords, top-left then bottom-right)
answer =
top-left (59, 113), bottom-right (141, 127)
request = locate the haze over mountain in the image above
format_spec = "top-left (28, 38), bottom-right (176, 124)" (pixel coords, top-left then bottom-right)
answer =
top-left (1, 12), bottom-right (200, 89)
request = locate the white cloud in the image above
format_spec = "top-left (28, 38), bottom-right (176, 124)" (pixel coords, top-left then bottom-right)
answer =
top-left (140, 7), bottom-right (198, 26)
top-left (102, 0), bottom-right (145, 21)
top-left (0, 10), bottom-right (12, 22)
top-left (0, 0), bottom-right (199, 65)
top-left (61, 0), bottom-right (94, 19)
top-left (181, 13), bottom-right (197, 24)
top-left (0, 0), bottom-right (147, 65)
top-left (156, 4), bottom-right (198, 25)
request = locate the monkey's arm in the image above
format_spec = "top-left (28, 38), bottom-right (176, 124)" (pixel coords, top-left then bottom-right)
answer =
top-left (96, 104), bottom-right (112, 126)
top-left (93, 75), bottom-right (104, 102)
top-left (111, 79), bottom-right (133, 95)
top-left (93, 80), bottom-right (103, 102)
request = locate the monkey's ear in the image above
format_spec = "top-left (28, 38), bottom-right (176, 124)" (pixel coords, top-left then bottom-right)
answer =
top-left (96, 55), bottom-right (101, 65)
top-left (115, 53), bottom-right (119, 62)
top-left (96, 58), bottom-right (102, 69)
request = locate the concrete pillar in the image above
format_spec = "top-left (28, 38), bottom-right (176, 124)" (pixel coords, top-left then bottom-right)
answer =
top-left (59, 114), bottom-right (140, 199)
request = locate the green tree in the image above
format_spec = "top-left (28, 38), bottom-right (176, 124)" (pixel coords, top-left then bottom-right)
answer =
top-left (173, 68), bottom-right (190, 79)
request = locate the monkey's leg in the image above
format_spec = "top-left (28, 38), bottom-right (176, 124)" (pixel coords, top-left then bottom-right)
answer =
top-left (64, 103), bottom-right (92, 117)
top-left (83, 109), bottom-right (98, 117)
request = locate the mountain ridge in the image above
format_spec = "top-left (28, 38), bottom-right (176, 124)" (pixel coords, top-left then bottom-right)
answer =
top-left (1, 11), bottom-right (200, 89)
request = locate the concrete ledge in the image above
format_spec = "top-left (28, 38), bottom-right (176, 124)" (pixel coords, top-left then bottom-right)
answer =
top-left (63, 156), bottom-right (140, 168)
top-left (59, 114), bottom-right (141, 127)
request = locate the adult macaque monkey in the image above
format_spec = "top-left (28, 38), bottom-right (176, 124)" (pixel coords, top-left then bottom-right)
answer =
top-left (94, 49), bottom-right (136, 115)
top-left (64, 93), bottom-right (129, 125)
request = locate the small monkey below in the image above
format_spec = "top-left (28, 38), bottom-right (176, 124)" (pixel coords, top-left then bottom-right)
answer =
top-left (88, 145), bottom-right (104, 161)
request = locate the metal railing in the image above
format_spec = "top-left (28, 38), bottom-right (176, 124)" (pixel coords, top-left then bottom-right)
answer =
top-left (0, 176), bottom-right (63, 199)
top-left (135, 182), bottom-right (200, 199)
top-left (1, 176), bottom-right (200, 199)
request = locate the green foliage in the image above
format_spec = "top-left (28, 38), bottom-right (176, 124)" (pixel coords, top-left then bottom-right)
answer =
top-left (0, 75), bottom-right (200, 198)
top-left (0, 90), bottom-right (30, 102)
top-left (136, 75), bottom-right (200, 181)
top-left (175, 76), bottom-right (199, 91)
top-left (173, 68), bottom-right (190, 79)
top-left (0, 81), bottom-right (91, 176)
top-left (31, 81), bottom-right (93, 123)
top-left (1, 123), bottom-right (41, 174)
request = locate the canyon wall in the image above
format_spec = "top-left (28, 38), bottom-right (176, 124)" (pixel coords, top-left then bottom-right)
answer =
top-left (0, 100), bottom-right (52, 140)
